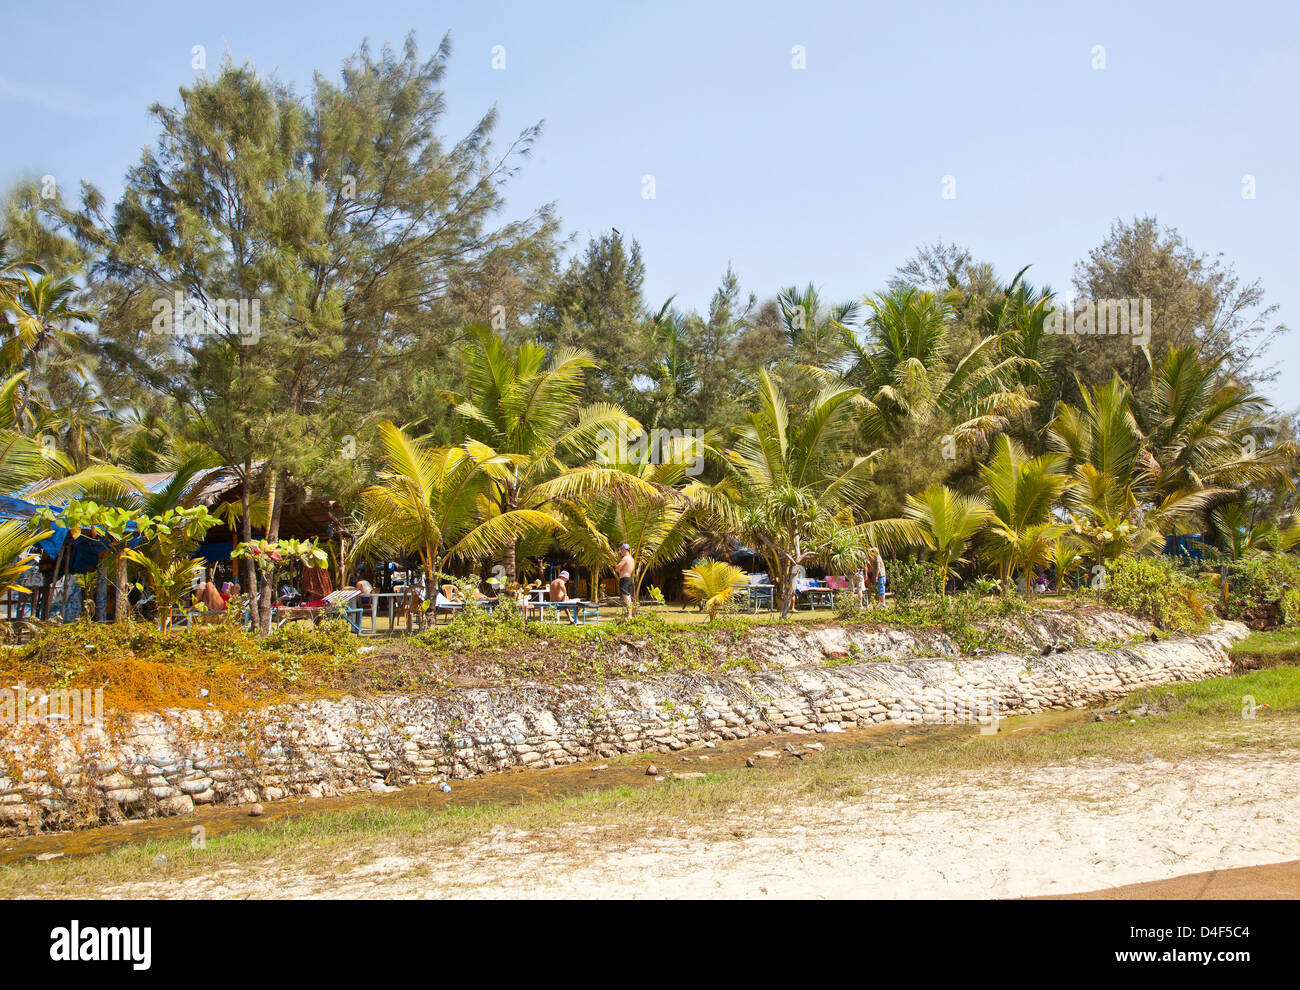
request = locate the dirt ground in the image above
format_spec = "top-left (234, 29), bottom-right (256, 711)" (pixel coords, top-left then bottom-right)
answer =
top-left (82, 747), bottom-right (1300, 899)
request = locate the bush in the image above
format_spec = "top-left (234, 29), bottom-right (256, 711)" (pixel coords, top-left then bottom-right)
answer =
top-left (1100, 556), bottom-right (1210, 631)
top-left (888, 559), bottom-right (943, 601)
top-left (890, 589), bottom-right (1026, 652)
top-left (263, 618), bottom-right (359, 658)
top-left (3, 617), bottom-right (363, 711)
top-left (1214, 553), bottom-right (1300, 630)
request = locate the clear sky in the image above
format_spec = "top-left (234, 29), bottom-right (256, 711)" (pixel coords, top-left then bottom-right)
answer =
top-left (4, 0), bottom-right (1297, 401)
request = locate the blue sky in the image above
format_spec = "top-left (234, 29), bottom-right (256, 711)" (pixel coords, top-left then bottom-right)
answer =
top-left (4, 0), bottom-right (1297, 400)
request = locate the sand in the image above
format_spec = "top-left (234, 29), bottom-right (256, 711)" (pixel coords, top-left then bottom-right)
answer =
top-left (89, 747), bottom-right (1300, 899)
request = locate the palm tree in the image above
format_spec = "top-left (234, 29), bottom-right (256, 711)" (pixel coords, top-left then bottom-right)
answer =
top-left (978, 435), bottom-right (1072, 593)
top-left (0, 370), bottom-right (136, 504)
top-left (1048, 534), bottom-right (1086, 591)
top-left (777, 283), bottom-right (859, 368)
top-left (974, 272), bottom-right (1067, 452)
top-left (700, 369), bottom-right (919, 617)
top-left (838, 287), bottom-right (1034, 449)
top-left (682, 559), bottom-right (749, 621)
top-left (638, 300), bottom-right (699, 431)
top-left (355, 421), bottom-right (561, 604)
top-left (1142, 346), bottom-right (1293, 528)
top-left (902, 485), bottom-right (992, 595)
top-left (1049, 374), bottom-right (1215, 567)
top-left (441, 326), bottom-right (650, 581)
top-left (0, 270), bottom-right (94, 431)
top-left (556, 432), bottom-right (712, 599)
top-left (0, 519), bottom-right (52, 599)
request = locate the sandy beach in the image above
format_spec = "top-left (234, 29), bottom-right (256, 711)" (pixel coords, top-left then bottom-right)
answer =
top-left (83, 746), bottom-right (1299, 899)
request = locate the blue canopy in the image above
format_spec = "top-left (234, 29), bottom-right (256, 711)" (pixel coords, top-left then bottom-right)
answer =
top-left (0, 494), bottom-right (146, 574)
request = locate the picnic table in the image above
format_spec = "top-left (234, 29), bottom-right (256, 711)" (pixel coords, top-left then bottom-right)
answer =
top-left (739, 582), bottom-right (775, 612)
top-left (805, 584), bottom-right (835, 609)
top-left (523, 599), bottom-right (599, 624)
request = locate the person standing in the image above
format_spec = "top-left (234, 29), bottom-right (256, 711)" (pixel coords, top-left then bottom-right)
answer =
top-left (851, 559), bottom-right (867, 607)
top-left (866, 548), bottom-right (887, 609)
top-left (616, 543), bottom-right (636, 621)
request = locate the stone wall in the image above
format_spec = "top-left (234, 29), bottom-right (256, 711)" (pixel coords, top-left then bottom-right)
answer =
top-left (0, 614), bottom-right (1248, 835)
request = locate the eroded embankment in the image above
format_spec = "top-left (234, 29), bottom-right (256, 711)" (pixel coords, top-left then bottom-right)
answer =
top-left (0, 611), bottom-right (1246, 835)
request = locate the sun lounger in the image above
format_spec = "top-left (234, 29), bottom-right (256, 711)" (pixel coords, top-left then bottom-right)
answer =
top-left (434, 592), bottom-right (463, 624)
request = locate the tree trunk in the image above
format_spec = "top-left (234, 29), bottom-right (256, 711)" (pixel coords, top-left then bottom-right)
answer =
top-left (502, 537), bottom-right (517, 584)
top-left (94, 552), bottom-right (109, 622)
top-left (113, 553), bottom-right (128, 621)
top-left (44, 543), bottom-right (67, 620)
top-left (239, 456), bottom-right (257, 616)
top-left (257, 470), bottom-right (286, 633)
top-left (779, 562), bottom-right (795, 619)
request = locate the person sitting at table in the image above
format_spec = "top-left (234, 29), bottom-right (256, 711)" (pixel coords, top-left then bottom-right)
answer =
top-left (355, 578), bottom-right (373, 608)
top-left (195, 580), bottom-right (226, 612)
top-left (548, 570), bottom-right (578, 624)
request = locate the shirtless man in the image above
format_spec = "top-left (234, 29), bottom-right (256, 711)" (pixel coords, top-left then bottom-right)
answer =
top-left (548, 570), bottom-right (577, 624)
top-left (615, 543), bottom-right (636, 621)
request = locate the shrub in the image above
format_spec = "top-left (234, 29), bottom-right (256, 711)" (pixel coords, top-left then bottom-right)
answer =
top-left (1214, 553), bottom-right (1300, 630)
top-left (888, 559), bottom-right (943, 601)
top-left (834, 595), bottom-right (866, 622)
top-left (890, 589), bottom-right (1026, 651)
top-left (263, 618), bottom-right (359, 657)
top-left (682, 560), bottom-right (749, 622)
top-left (1100, 556), bottom-right (1210, 631)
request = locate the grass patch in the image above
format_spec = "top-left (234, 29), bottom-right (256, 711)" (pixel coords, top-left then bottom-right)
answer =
top-left (1125, 660), bottom-right (1300, 718)
top-left (1227, 627), bottom-right (1300, 672)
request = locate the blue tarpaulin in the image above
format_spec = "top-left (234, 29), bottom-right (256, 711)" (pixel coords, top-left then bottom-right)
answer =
top-left (0, 494), bottom-right (144, 574)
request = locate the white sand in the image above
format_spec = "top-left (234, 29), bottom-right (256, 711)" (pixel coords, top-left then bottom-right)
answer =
top-left (98, 747), bottom-right (1300, 899)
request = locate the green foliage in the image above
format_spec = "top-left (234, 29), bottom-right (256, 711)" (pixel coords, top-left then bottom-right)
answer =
top-left (263, 618), bottom-right (359, 659)
top-left (681, 559), bottom-right (748, 622)
top-left (1215, 554), bottom-right (1300, 630)
top-left (890, 590), bottom-right (1027, 653)
top-left (888, 559), bottom-right (943, 600)
top-left (1101, 556), bottom-right (1210, 631)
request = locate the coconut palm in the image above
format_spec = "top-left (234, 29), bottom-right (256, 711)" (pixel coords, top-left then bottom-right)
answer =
top-left (638, 301), bottom-right (699, 431)
top-left (682, 559), bottom-right (749, 622)
top-left (0, 269), bottom-right (94, 430)
top-left (1047, 534), bottom-right (1086, 591)
top-left (699, 369), bottom-right (921, 616)
top-left (1049, 374), bottom-right (1214, 565)
top-left (556, 432), bottom-right (714, 598)
top-left (0, 519), bottom-right (51, 598)
top-left (0, 370), bottom-right (136, 504)
top-left (837, 287), bottom-right (1035, 449)
top-left (1142, 346), bottom-right (1294, 529)
top-left (355, 421), bottom-right (562, 602)
top-left (978, 435), bottom-right (1072, 593)
top-left (902, 484), bottom-right (992, 595)
top-left (441, 326), bottom-right (650, 581)
top-left (974, 273), bottom-right (1067, 450)
top-left (777, 283), bottom-right (859, 368)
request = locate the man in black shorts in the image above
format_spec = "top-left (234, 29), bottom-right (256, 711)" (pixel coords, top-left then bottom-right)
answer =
top-left (616, 542), bottom-right (636, 621)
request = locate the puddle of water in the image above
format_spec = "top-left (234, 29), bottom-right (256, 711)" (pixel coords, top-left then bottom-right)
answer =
top-left (0, 705), bottom-right (1096, 865)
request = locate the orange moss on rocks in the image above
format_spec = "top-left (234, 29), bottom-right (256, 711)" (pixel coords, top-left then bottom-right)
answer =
top-left (0, 619), bottom-right (360, 714)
